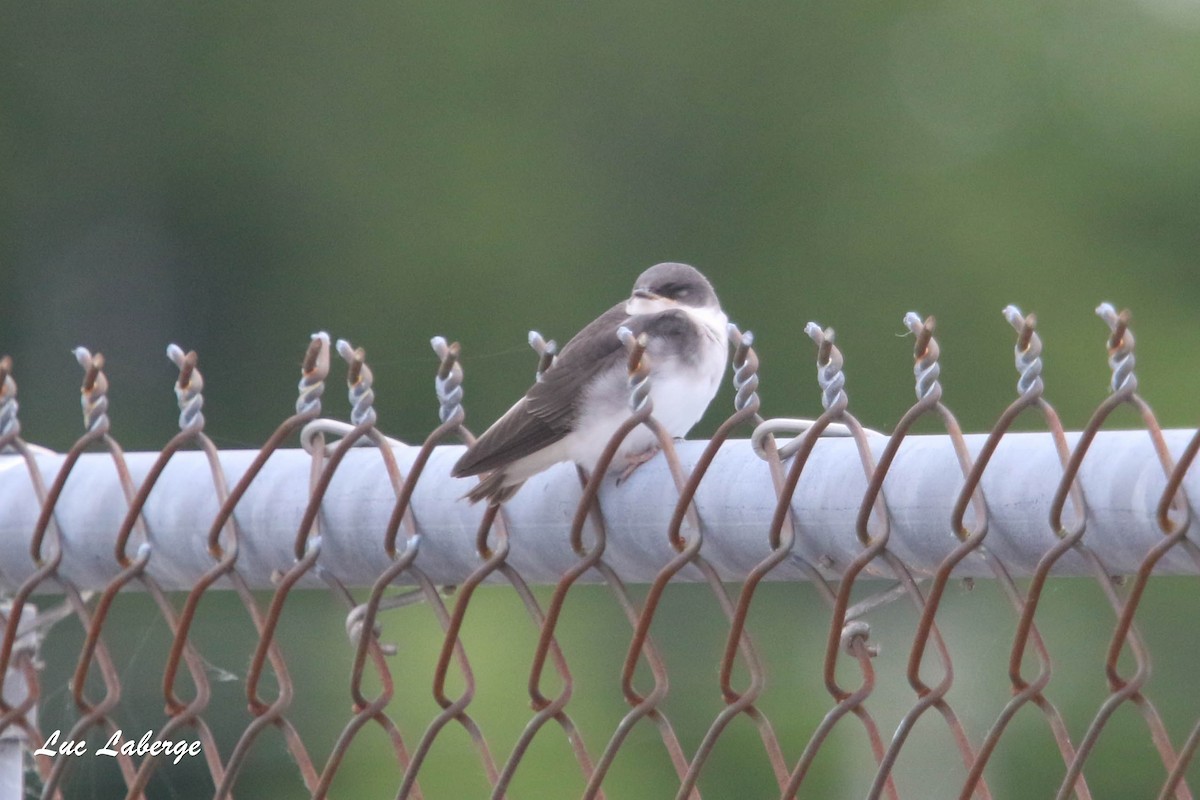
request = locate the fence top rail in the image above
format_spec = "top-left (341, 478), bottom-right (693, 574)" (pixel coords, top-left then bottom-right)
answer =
top-left (1, 429), bottom-right (1195, 592)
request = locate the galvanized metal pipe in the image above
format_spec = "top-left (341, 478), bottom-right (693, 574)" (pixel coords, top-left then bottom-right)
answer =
top-left (0, 430), bottom-right (1194, 591)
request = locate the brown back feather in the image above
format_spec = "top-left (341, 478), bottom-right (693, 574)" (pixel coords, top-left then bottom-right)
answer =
top-left (452, 303), bottom-right (630, 477)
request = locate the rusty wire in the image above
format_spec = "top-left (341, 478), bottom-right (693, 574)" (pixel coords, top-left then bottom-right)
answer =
top-left (2, 303), bottom-right (1200, 799)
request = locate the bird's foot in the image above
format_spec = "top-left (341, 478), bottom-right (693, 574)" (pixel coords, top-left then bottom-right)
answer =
top-left (616, 445), bottom-right (660, 485)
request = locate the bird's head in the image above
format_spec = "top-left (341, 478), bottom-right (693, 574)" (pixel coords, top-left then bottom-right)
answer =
top-left (626, 263), bottom-right (720, 316)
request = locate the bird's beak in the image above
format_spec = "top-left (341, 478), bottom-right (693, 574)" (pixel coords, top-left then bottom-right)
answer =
top-left (632, 287), bottom-right (658, 300)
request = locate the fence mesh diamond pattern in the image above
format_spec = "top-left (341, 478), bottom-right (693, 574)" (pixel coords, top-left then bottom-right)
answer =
top-left (1, 304), bottom-right (1199, 798)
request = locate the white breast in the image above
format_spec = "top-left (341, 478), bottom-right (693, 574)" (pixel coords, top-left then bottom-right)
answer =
top-left (567, 303), bottom-right (729, 472)
top-left (649, 304), bottom-right (728, 436)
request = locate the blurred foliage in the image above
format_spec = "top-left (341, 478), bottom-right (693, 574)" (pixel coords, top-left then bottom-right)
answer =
top-left (4, 1), bottom-right (1200, 797)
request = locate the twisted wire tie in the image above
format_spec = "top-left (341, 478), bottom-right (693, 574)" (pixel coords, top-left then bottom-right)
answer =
top-left (0, 355), bottom-right (19, 442)
top-left (617, 326), bottom-right (652, 413)
top-left (166, 344), bottom-right (205, 432)
top-left (841, 620), bottom-right (879, 657)
top-left (73, 347), bottom-right (111, 434)
top-left (1096, 303), bottom-right (1136, 394)
top-left (296, 332), bottom-right (330, 416)
top-left (431, 336), bottom-right (464, 424)
top-left (805, 322), bottom-right (848, 413)
top-left (729, 323), bottom-right (759, 413)
top-left (903, 312), bottom-right (942, 403)
top-left (1002, 306), bottom-right (1044, 399)
top-left (747, 322), bottom-right (868, 461)
top-left (336, 339), bottom-right (377, 428)
top-left (528, 330), bottom-right (558, 383)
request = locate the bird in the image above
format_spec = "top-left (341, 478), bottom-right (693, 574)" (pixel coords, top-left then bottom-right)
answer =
top-left (452, 262), bottom-right (729, 504)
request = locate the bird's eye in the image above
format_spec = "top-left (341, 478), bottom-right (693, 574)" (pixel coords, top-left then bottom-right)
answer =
top-left (676, 287), bottom-right (689, 297)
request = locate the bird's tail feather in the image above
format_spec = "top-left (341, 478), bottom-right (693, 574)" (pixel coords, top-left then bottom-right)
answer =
top-left (463, 471), bottom-right (524, 505)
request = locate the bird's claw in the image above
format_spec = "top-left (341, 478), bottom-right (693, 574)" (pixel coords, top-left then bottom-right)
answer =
top-left (616, 445), bottom-right (660, 485)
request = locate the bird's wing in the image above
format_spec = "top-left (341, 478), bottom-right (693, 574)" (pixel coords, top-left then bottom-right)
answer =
top-left (451, 303), bottom-right (632, 477)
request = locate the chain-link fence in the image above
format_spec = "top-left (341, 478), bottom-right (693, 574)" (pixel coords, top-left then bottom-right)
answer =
top-left (1, 303), bottom-right (1198, 799)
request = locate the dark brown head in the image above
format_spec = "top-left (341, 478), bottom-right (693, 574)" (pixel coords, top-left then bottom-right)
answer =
top-left (629, 263), bottom-right (720, 311)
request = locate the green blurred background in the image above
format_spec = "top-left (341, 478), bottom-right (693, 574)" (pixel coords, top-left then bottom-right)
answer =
top-left (3, 1), bottom-right (1200, 797)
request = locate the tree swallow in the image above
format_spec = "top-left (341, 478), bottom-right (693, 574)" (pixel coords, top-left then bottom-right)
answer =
top-left (453, 262), bottom-right (729, 504)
